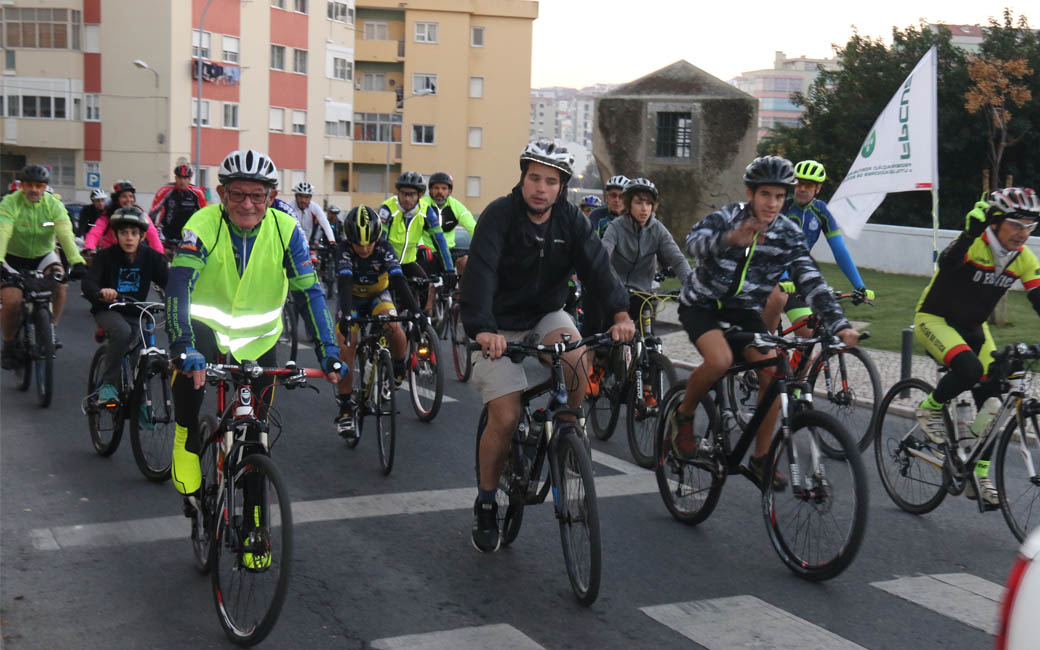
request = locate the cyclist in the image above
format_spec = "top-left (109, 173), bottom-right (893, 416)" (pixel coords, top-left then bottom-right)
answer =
top-left (166, 149), bottom-right (341, 541)
top-left (292, 182), bottom-right (336, 246)
top-left (85, 181), bottom-right (164, 253)
top-left (587, 175), bottom-right (629, 237)
top-left (913, 187), bottom-right (1040, 506)
top-left (462, 138), bottom-right (635, 552)
top-left (327, 204), bottom-right (342, 230)
top-left (333, 205), bottom-right (424, 439)
top-left (77, 188), bottom-right (108, 238)
top-left (149, 164), bottom-right (207, 245)
top-left (667, 156), bottom-right (859, 486)
top-left (0, 165), bottom-right (87, 368)
top-left (762, 160), bottom-right (873, 335)
top-left (580, 194), bottom-right (602, 219)
top-left (418, 172), bottom-right (475, 277)
top-left (81, 206), bottom-right (169, 406)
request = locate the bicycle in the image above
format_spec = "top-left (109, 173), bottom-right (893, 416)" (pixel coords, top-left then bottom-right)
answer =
top-left (403, 277), bottom-right (445, 422)
top-left (726, 289), bottom-right (881, 458)
top-left (655, 328), bottom-right (870, 581)
top-left (873, 342), bottom-right (1040, 542)
top-left (312, 240), bottom-right (337, 299)
top-left (2, 262), bottom-right (61, 407)
top-left (448, 294), bottom-right (472, 383)
top-left (82, 299), bottom-right (174, 481)
top-left (189, 359), bottom-right (327, 646)
top-left (474, 332), bottom-right (619, 605)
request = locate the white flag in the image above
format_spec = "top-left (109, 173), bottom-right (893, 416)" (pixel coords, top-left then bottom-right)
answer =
top-left (829, 45), bottom-right (939, 239)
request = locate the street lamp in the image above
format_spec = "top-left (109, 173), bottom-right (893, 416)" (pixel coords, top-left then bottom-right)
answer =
top-left (132, 59), bottom-right (163, 146)
top-left (384, 89), bottom-right (433, 195)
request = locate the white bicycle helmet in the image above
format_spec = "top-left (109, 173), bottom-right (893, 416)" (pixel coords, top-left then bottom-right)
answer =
top-left (90, 188), bottom-right (107, 200)
top-left (519, 138), bottom-right (574, 181)
top-left (292, 181), bottom-right (314, 196)
top-left (218, 149), bottom-right (279, 187)
top-left (989, 187), bottom-right (1040, 218)
top-left (604, 175), bottom-right (629, 191)
top-left (623, 177), bottom-right (659, 201)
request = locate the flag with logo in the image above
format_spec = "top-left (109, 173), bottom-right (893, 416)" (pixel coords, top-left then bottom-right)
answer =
top-left (829, 45), bottom-right (939, 239)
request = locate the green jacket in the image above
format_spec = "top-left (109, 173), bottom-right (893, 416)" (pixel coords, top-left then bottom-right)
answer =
top-left (0, 191), bottom-right (84, 265)
top-left (418, 195), bottom-right (475, 249)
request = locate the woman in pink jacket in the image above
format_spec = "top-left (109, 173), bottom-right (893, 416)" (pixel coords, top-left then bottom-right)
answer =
top-left (84, 180), bottom-right (163, 252)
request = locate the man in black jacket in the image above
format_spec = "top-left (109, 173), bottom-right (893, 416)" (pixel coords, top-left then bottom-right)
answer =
top-left (461, 139), bottom-right (635, 553)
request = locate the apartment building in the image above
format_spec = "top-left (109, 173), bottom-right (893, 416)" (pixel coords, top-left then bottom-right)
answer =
top-left (729, 51), bottom-right (839, 141)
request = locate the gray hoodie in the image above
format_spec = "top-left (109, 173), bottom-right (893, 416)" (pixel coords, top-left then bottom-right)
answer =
top-left (601, 213), bottom-right (692, 291)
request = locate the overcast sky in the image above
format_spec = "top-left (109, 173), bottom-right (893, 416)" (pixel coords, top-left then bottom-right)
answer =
top-left (531, 1), bottom-right (1030, 88)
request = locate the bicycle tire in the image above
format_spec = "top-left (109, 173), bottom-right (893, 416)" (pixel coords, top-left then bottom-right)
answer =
top-left (995, 402), bottom-right (1040, 542)
top-left (873, 378), bottom-right (948, 514)
top-left (193, 415), bottom-right (220, 575)
top-left (654, 385), bottom-right (724, 525)
top-left (86, 344), bottom-right (124, 456)
top-left (763, 410), bottom-right (868, 581)
top-left (474, 407), bottom-right (526, 546)
top-left (588, 348), bottom-right (623, 441)
top-left (807, 346), bottom-right (882, 458)
top-left (279, 301), bottom-right (298, 364)
top-left (129, 356), bottom-right (174, 482)
top-left (450, 304), bottom-right (472, 383)
top-left (16, 313), bottom-right (31, 391)
top-left (433, 293), bottom-right (449, 339)
top-left (376, 350), bottom-right (396, 475)
top-left (555, 425), bottom-right (601, 605)
top-left (408, 323), bottom-right (444, 422)
top-left (33, 307), bottom-right (54, 407)
top-left (626, 350), bottom-right (677, 468)
top-left (211, 453), bottom-right (292, 646)
top-left (725, 369), bottom-right (759, 432)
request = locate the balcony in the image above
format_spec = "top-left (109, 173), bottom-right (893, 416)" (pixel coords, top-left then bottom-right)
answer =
top-left (355, 38), bottom-right (404, 63)
top-left (351, 141), bottom-right (402, 165)
top-left (353, 89), bottom-right (397, 114)
top-left (2, 118), bottom-right (83, 149)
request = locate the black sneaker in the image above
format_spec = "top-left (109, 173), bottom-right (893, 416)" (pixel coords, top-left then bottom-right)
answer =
top-left (749, 454), bottom-right (787, 492)
top-left (471, 498), bottom-right (500, 553)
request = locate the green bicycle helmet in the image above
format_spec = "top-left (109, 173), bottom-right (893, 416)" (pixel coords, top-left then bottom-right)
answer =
top-left (794, 160), bottom-right (826, 184)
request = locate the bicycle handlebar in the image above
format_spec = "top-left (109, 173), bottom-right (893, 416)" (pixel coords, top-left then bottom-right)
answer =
top-left (990, 342), bottom-right (1040, 364)
top-left (204, 361), bottom-right (326, 386)
top-left (726, 328), bottom-right (870, 353)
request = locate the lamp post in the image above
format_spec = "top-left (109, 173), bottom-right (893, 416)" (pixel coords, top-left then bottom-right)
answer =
top-left (384, 89), bottom-right (433, 195)
top-left (132, 59), bottom-right (162, 147)
top-left (194, 0), bottom-right (214, 180)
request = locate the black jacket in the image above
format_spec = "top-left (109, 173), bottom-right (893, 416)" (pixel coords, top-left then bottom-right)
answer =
top-left (462, 184), bottom-right (628, 337)
top-left (81, 243), bottom-right (168, 314)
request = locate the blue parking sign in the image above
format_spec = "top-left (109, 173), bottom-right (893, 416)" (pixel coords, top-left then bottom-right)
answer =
top-left (86, 172), bottom-right (101, 189)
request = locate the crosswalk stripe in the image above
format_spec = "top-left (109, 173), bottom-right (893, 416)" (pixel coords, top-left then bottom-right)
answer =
top-left (371, 624), bottom-right (544, 650)
top-left (869, 573), bottom-right (1002, 635)
top-left (398, 383), bottom-right (459, 404)
top-left (641, 595), bottom-right (868, 650)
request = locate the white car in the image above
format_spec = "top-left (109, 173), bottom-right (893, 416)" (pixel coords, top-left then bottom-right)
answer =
top-left (997, 527), bottom-right (1040, 650)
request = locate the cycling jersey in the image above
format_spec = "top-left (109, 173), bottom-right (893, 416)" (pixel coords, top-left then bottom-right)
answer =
top-left (418, 195), bottom-right (476, 249)
top-left (85, 211), bottom-right (164, 252)
top-left (294, 200), bottom-right (335, 245)
top-left (150, 183), bottom-right (207, 242)
top-left (76, 203), bottom-right (106, 237)
top-left (782, 197), bottom-right (864, 289)
top-left (272, 198), bottom-right (297, 220)
top-left (378, 196), bottom-right (454, 272)
top-left (335, 238), bottom-right (419, 316)
top-left (586, 206), bottom-right (621, 238)
top-left (0, 190), bottom-right (84, 266)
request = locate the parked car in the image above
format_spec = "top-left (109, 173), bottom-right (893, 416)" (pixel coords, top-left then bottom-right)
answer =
top-left (996, 527), bottom-right (1040, 650)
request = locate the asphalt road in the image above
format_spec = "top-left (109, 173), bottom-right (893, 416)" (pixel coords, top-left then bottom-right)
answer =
top-left (0, 295), bottom-right (1023, 649)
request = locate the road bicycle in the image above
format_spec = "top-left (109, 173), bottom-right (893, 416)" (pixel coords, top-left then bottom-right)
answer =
top-left (874, 342), bottom-right (1040, 542)
top-left (474, 332), bottom-right (619, 605)
top-left (2, 261), bottom-right (61, 407)
top-left (655, 328), bottom-right (870, 581)
top-left (83, 299), bottom-right (174, 481)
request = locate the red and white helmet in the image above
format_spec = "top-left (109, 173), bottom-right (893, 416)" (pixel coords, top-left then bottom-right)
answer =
top-left (989, 187), bottom-right (1040, 219)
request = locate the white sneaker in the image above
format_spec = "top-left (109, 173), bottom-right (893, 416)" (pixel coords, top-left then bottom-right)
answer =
top-left (914, 407), bottom-right (948, 445)
top-left (976, 474), bottom-right (1000, 506)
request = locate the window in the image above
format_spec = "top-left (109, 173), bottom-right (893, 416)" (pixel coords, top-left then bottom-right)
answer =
top-left (223, 102), bottom-right (239, 129)
top-left (294, 0), bottom-right (308, 13)
top-left (192, 30), bottom-right (211, 59)
top-left (413, 73), bottom-right (437, 95)
top-left (4, 49), bottom-right (14, 71)
top-left (332, 57), bottom-right (351, 80)
top-left (53, 97), bottom-right (65, 119)
top-left (325, 119), bottom-right (350, 137)
top-left (360, 72), bottom-right (385, 91)
top-left (468, 126), bottom-right (482, 148)
top-left (5, 94), bottom-right (17, 117)
top-left (271, 0), bottom-right (286, 7)
top-left (412, 124), bottom-right (435, 145)
top-left (21, 96), bottom-right (37, 118)
top-left (84, 93), bottom-right (100, 121)
top-left (197, 167), bottom-right (210, 191)
top-left (466, 176), bottom-right (480, 198)
top-left (1, 8), bottom-right (82, 50)
top-left (293, 49), bottom-right (308, 74)
top-left (655, 111), bottom-right (692, 158)
top-left (759, 97), bottom-right (800, 112)
top-left (270, 45), bottom-right (286, 70)
top-left (471, 26), bottom-right (485, 47)
top-left (327, 1), bottom-right (353, 23)
top-left (222, 36), bottom-right (239, 63)
top-left (269, 107), bottom-right (285, 132)
top-left (757, 77), bottom-right (801, 93)
top-left (415, 22), bottom-right (438, 43)
top-left (363, 21), bottom-right (388, 40)
top-left (192, 99), bottom-right (211, 126)
top-left (353, 112), bottom-right (402, 142)
top-left (469, 76), bottom-right (484, 98)
top-left (292, 110), bottom-right (306, 135)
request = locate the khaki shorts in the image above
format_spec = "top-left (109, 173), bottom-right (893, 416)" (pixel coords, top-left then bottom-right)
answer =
top-left (471, 310), bottom-right (577, 403)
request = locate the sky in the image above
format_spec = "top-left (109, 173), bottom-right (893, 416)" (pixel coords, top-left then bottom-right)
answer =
top-left (531, 1), bottom-right (1030, 88)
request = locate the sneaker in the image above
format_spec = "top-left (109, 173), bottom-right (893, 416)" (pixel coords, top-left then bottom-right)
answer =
top-left (139, 402), bottom-right (155, 430)
top-left (667, 409), bottom-right (697, 459)
top-left (749, 454), bottom-right (787, 492)
top-left (95, 383), bottom-right (119, 407)
top-left (587, 366), bottom-right (604, 398)
top-left (336, 410), bottom-right (357, 442)
top-left (976, 474), bottom-right (1000, 506)
top-left (1, 344), bottom-right (16, 370)
top-left (471, 498), bottom-right (501, 553)
top-left (915, 407), bottom-right (948, 445)
top-left (53, 335), bottom-right (63, 350)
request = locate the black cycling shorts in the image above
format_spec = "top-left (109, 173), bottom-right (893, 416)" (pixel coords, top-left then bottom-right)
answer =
top-left (2, 252), bottom-right (62, 288)
top-left (679, 302), bottom-right (768, 359)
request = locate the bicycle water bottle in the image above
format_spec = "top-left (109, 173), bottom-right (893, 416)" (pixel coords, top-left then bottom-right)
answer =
top-left (954, 400), bottom-right (973, 459)
top-left (970, 397), bottom-right (1001, 437)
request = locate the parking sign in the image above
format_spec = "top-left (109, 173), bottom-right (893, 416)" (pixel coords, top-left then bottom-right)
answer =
top-left (86, 172), bottom-right (101, 189)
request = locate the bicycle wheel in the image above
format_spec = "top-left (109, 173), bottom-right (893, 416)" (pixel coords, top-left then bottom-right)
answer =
top-left (763, 410), bottom-right (868, 581)
top-left (129, 355), bottom-right (174, 482)
top-left (279, 301), bottom-right (298, 363)
top-left (86, 344), bottom-right (124, 457)
top-left (995, 402), bottom-right (1040, 542)
top-left (555, 425), bottom-right (601, 605)
top-left (211, 453), bottom-right (292, 646)
top-left (450, 304), bottom-right (472, 383)
top-left (432, 293), bottom-right (449, 339)
top-left (33, 307), bottom-right (54, 407)
top-left (725, 369), bottom-right (759, 431)
top-left (375, 350), bottom-right (397, 475)
top-left (627, 350), bottom-right (677, 468)
top-left (408, 323), bottom-right (444, 422)
top-left (193, 415), bottom-right (220, 575)
top-left (474, 407), bottom-right (526, 546)
top-left (807, 346), bottom-right (882, 458)
top-left (654, 386), bottom-right (724, 525)
top-left (873, 378), bottom-right (948, 514)
top-left (588, 348), bottom-right (623, 441)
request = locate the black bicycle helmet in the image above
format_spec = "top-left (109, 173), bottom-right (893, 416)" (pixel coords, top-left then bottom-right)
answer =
top-left (109, 206), bottom-right (151, 233)
top-left (345, 205), bottom-right (382, 245)
top-left (742, 156), bottom-right (797, 189)
top-left (111, 180), bottom-right (137, 202)
top-left (428, 172), bottom-right (453, 189)
top-left (395, 171), bottom-right (426, 193)
top-left (18, 164), bottom-right (50, 184)
top-left (174, 164), bottom-right (193, 179)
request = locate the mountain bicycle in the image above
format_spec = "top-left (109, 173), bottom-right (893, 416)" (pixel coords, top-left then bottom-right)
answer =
top-left (403, 277), bottom-right (445, 422)
top-left (2, 261), bottom-right (61, 407)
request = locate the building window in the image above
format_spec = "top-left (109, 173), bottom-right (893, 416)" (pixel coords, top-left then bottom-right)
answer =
top-left (197, 167), bottom-right (211, 191)
top-left (469, 76), bottom-right (484, 98)
top-left (271, 0), bottom-right (287, 7)
top-left (353, 112), bottom-right (402, 142)
top-left (655, 111), bottom-right (692, 158)
top-left (223, 102), bottom-right (239, 129)
top-left (411, 124), bottom-right (435, 145)
top-left (1, 8), bottom-right (82, 50)
top-left (292, 110), bottom-right (306, 135)
top-left (192, 99), bottom-right (211, 126)
top-left (270, 45), bottom-right (286, 70)
top-left (332, 57), bottom-right (352, 80)
top-left (415, 22), bottom-right (438, 43)
top-left (363, 21), bottom-right (388, 40)
top-left (293, 49), bottom-right (308, 74)
top-left (222, 36), bottom-right (240, 63)
top-left (360, 72), bottom-right (385, 91)
top-left (759, 97), bottom-right (800, 112)
top-left (327, 1), bottom-right (354, 23)
top-left (471, 26), bottom-right (485, 47)
top-left (192, 30), bottom-right (211, 59)
top-left (84, 93), bottom-right (100, 121)
top-left (4, 49), bottom-right (15, 71)
top-left (466, 176), bottom-right (480, 198)
top-left (269, 107), bottom-right (285, 132)
top-left (325, 119), bottom-right (350, 137)
top-left (468, 126), bottom-right (482, 148)
top-left (413, 73), bottom-right (437, 95)
top-left (294, 0), bottom-right (308, 12)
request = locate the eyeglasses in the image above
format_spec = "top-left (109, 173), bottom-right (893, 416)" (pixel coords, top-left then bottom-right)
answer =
top-left (227, 189), bottom-right (269, 205)
top-left (1004, 217), bottom-right (1038, 233)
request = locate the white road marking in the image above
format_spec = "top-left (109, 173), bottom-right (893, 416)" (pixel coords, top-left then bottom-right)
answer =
top-left (641, 595), bottom-right (868, 650)
top-left (398, 383), bottom-right (458, 404)
top-left (371, 624), bottom-right (544, 650)
top-left (870, 573), bottom-right (1002, 635)
top-left (590, 448), bottom-right (644, 475)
